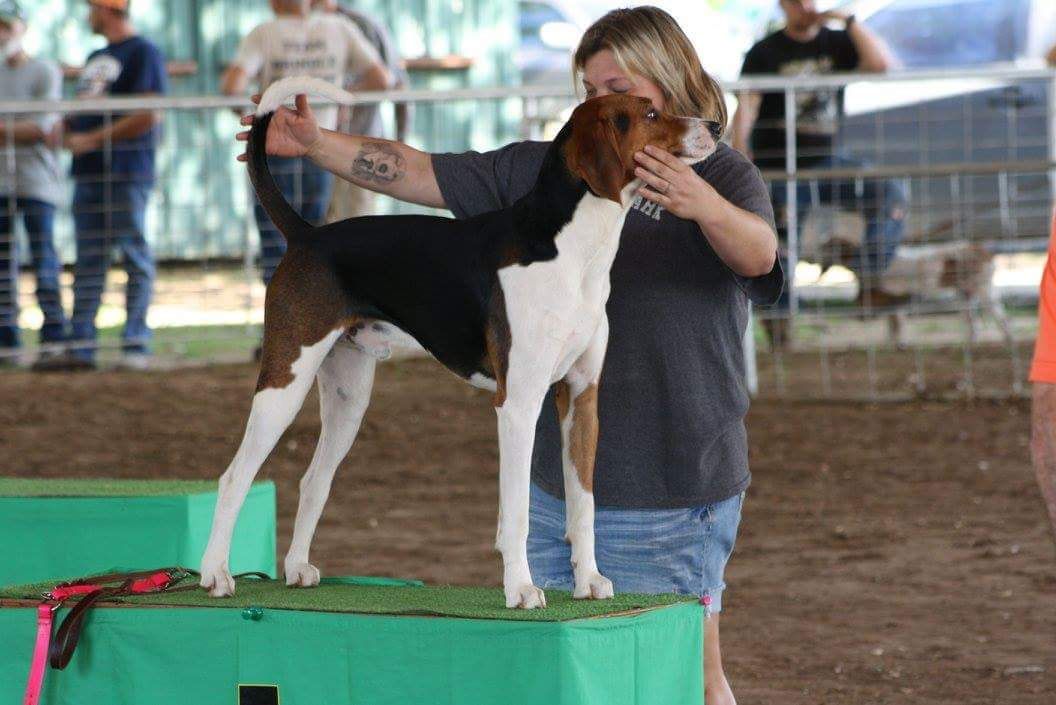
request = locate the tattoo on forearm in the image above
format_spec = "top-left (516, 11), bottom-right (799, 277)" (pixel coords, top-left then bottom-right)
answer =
top-left (350, 142), bottom-right (406, 184)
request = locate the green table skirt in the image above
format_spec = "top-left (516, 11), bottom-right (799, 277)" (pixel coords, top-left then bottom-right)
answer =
top-left (0, 600), bottom-right (703, 705)
top-left (0, 480), bottom-right (276, 585)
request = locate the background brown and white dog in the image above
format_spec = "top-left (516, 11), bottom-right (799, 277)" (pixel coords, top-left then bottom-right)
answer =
top-left (198, 77), bottom-right (717, 609)
top-left (826, 237), bottom-right (1012, 348)
top-left (798, 210), bottom-right (1012, 349)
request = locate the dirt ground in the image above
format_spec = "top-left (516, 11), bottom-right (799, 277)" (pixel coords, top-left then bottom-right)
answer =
top-left (2, 358), bottom-right (1054, 704)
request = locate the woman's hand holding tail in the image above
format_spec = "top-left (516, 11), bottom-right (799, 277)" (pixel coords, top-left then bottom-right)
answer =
top-left (236, 94), bottom-right (321, 163)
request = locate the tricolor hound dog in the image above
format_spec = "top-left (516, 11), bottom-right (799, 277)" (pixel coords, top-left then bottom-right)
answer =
top-left (199, 77), bottom-right (717, 609)
top-left (823, 236), bottom-right (1012, 349)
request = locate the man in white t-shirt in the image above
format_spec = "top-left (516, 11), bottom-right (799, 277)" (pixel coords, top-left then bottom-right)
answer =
top-left (221, 0), bottom-right (389, 286)
top-left (312, 0), bottom-right (409, 222)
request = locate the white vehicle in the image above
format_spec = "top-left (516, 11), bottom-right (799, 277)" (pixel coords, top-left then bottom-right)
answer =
top-left (515, 0), bottom-right (771, 85)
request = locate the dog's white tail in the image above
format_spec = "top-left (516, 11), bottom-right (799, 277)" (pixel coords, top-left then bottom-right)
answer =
top-left (256, 76), bottom-right (360, 116)
top-left (247, 76), bottom-right (363, 241)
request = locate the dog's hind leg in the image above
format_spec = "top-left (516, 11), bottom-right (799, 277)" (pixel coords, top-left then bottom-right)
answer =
top-left (888, 311), bottom-right (908, 350)
top-left (557, 316), bottom-right (613, 600)
top-left (964, 298), bottom-right (981, 347)
top-left (284, 339), bottom-right (376, 587)
top-left (200, 328), bottom-right (344, 597)
top-left (986, 287), bottom-right (1014, 346)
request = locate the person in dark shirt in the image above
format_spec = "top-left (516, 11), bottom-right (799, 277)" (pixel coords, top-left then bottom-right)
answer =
top-left (57, 0), bottom-right (166, 370)
top-left (732, 0), bottom-right (902, 346)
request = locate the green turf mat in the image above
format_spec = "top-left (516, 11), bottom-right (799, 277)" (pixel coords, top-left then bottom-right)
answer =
top-left (0, 477), bottom-right (222, 497)
top-left (0, 574), bottom-right (696, 622)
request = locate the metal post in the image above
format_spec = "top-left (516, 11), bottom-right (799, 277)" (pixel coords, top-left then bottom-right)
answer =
top-left (3, 116), bottom-right (17, 361)
top-left (243, 176), bottom-right (256, 335)
top-left (784, 88), bottom-right (799, 318)
top-left (102, 109), bottom-right (113, 360)
top-left (520, 96), bottom-right (531, 141)
top-left (743, 304), bottom-right (758, 397)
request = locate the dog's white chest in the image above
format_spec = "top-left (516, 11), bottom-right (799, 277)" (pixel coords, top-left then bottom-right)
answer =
top-left (498, 195), bottom-right (626, 380)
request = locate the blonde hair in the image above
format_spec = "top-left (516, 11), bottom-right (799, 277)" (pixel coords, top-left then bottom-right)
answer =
top-left (573, 6), bottom-right (728, 133)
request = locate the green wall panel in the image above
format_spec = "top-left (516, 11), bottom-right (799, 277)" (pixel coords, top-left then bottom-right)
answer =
top-left (0, 480), bottom-right (276, 585)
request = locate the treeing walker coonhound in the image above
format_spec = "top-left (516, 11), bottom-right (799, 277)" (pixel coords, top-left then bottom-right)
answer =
top-left (831, 238), bottom-right (1012, 349)
top-left (198, 77), bottom-right (717, 609)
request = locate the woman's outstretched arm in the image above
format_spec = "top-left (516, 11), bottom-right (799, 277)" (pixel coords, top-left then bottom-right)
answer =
top-left (236, 93), bottom-right (445, 209)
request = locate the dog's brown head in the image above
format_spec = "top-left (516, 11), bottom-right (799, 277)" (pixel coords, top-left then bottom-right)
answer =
top-left (563, 94), bottom-right (718, 204)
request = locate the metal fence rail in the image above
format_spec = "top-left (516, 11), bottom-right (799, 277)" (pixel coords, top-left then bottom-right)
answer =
top-left (0, 65), bottom-right (1053, 399)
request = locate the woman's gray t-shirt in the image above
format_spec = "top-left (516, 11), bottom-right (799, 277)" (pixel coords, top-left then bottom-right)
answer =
top-left (432, 142), bottom-right (782, 508)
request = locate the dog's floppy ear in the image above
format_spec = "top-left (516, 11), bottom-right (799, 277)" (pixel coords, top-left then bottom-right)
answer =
top-left (565, 116), bottom-right (628, 204)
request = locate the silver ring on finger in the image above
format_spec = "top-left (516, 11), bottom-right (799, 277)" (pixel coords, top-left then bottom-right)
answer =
top-left (659, 180), bottom-right (669, 195)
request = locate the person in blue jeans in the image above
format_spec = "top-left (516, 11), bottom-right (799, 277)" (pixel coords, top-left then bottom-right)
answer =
top-left (252, 157), bottom-right (332, 284)
top-left (55, 0), bottom-right (166, 369)
top-left (0, 1), bottom-right (68, 362)
top-left (0, 198), bottom-right (67, 354)
top-left (238, 8), bottom-right (781, 702)
top-left (220, 0), bottom-right (389, 286)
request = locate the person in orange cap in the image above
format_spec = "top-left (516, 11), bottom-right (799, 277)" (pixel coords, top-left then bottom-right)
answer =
top-left (49, 0), bottom-right (167, 370)
top-left (1032, 209), bottom-right (1056, 543)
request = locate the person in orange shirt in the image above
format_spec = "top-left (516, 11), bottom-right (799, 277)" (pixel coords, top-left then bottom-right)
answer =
top-left (1032, 209), bottom-right (1056, 542)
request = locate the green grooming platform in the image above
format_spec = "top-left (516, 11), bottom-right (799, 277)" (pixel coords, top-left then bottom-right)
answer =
top-left (0, 479), bottom-right (276, 585)
top-left (0, 576), bottom-right (704, 705)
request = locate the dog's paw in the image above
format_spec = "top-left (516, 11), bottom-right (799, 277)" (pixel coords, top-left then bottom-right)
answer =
top-left (284, 562), bottom-right (321, 588)
top-left (573, 571), bottom-right (614, 600)
top-left (505, 583), bottom-right (547, 609)
top-left (199, 565), bottom-right (236, 597)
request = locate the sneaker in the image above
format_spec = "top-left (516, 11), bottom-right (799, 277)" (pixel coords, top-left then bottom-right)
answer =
top-left (33, 344), bottom-right (66, 368)
top-left (115, 352), bottom-right (155, 371)
top-left (0, 348), bottom-right (21, 369)
top-left (31, 351), bottom-right (97, 372)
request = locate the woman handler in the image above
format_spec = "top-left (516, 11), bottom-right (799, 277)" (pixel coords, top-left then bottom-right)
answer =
top-left (238, 8), bottom-right (781, 703)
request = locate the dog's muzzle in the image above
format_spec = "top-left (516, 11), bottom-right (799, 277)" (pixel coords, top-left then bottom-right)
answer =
top-left (678, 117), bottom-right (719, 164)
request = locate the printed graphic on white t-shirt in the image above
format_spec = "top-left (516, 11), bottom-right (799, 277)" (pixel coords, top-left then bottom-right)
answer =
top-left (234, 15), bottom-right (379, 130)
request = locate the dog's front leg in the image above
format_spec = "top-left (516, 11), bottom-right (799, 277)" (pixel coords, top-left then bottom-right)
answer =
top-left (559, 316), bottom-right (613, 600)
top-left (495, 378), bottom-right (550, 609)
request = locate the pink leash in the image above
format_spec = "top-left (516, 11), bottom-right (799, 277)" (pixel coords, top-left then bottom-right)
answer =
top-left (23, 603), bottom-right (57, 705)
top-left (21, 569), bottom-right (191, 705)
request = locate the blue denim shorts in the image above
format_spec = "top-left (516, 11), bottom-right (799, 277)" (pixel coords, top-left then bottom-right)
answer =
top-left (527, 483), bottom-right (744, 613)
